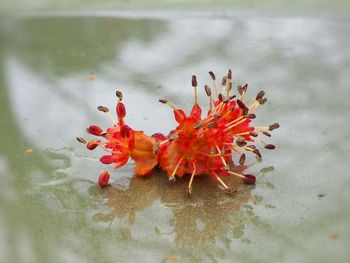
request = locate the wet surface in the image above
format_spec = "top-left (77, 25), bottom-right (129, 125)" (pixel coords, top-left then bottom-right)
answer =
top-left (0, 11), bottom-right (350, 263)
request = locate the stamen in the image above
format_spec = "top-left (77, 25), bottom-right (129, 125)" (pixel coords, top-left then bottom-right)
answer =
top-left (250, 131), bottom-right (259, 137)
top-left (265, 144), bottom-right (276, 150)
top-left (208, 71), bottom-right (218, 98)
top-left (269, 123), bottom-right (280, 131)
top-left (192, 75), bottom-right (198, 104)
top-left (235, 137), bottom-right (247, 147)
top-left (256, 90), bottom-right (265, 101)
top-left (239, 153), bottom-right (246, 165)
top-left (204, 85), bottom-right (213, 113)
top-left (188, 162), bottom-right (197, 195)
top-left (97, 106), bottom-right (109, 113)
top-left (263, 131), bottom-right (271, 137)
top-left (215, 145), bottom-right (227, 166)
top-left (170, 157), bottom-right (184, 181)
top-left (87, 139), bottom-right (101, 150)
top-left (227, 170), bottom-right (246, 179)
top-left (116, 90), bottom-right (123, 101)
top-left (244, 113), bottom-right (256, 119)
top-left (76, 137), bottom-right (87, 144)
top-left (215, 174), bottom-right (229, 189)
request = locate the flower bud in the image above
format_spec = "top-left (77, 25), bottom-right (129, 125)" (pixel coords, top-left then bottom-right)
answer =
top-left (87, 125), bottom-right (103, 136)
top-left (98, 171), bottom-right (110, 188)
top-left (87, 140), bottom-right (101, 150)
top-left (116, 102), bottom-right (126, 119)
top-left (100, 155), bottom-right (114, 164)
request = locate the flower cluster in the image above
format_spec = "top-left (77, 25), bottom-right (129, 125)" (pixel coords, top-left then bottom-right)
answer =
top-left (77, 70), bottom-right (279, 194)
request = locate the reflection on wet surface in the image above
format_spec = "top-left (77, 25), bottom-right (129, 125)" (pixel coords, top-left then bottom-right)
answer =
top-left (0, 12), bottom-right (350, 263)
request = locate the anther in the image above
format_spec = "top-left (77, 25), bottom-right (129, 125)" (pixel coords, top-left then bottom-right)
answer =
top-left (194, 121), bottom-right (203, 129)
top-left (256, 90), bottom-right (265, 101)
top-left (159, 99), bottom-right (168, 104)
top-left (246, 145), bottom-right (256, 150)
top-left (236, 137), bottom-right (247, 147)
top-left (250, 132), bottom-right (259, 137)
top-left (97, 106), bottom-right (109, 113)
top-left (116, 90), bottom-right (123, 101)
top-left (218, 93), bottom-right (224, 102)
top-left (227, 69), bottom-right (232, 80)
top-left (204, 85), bottom-right (211, 96)
top-left (258, 98), bottom-right (267, 105)
top-left (269, 123), bottom-right (280, 131)
top-left (191, 75), bottom-right (198, 87)
top-left (76, 137), bottom-right (87, 144)
top-left (239, 153), bottom-right (246, 165)
top-left (209, 71), bottom-right (216, 80)
top-left (222, 76), bottom-right (227, 86)
top-left (253, 149), bottom-right (262, 158)
top-left (265, 144), bottom-right (276, 150)
top-left (238, 85), bottom-right (244, 95)
top-left (263, 131), bottom-right (271, 137)
top-left (207, 122), bottom-right (217, 128)
top-left (245, 113), bottom-right (256, 119)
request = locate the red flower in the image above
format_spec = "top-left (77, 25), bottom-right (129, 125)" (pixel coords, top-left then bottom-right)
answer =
top-left (78, 71), bottom-right (279, 194)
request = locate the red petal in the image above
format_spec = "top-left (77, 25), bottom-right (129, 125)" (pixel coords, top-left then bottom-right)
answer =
top-left (120, 125), bottom-right (132, 138)
top-left (98, 171), bottom-right (110, 187)
top-left (190, 103), bottom-right (202, 119)
top-left (87, 125), bottom-right (103, 136)
top-left (174, 109), bottom-right (186, 123)
top-left (100, 155), bottom-right (114, 164)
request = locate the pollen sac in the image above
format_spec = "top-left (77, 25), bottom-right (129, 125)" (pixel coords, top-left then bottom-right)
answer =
top-left (209, 71), bottom-right (216, 80)
top-left (100, 155), bottom-right (114, 164)
top-left (116, 102), bottom-right (126, 119)
top-left (87, 140), bottom-right (100, 150)
top-left (98, 171), bottom-right (110, 188)
top-left (97, 106), bottom-right (109, 113)
top-left (151, 133), bottom-right (166, 142)
top-left (87, 125), bottom-right (103, 136)
top-left (269, 123), bottom-right (280, 131)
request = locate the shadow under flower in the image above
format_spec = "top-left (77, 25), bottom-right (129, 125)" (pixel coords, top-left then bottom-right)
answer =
top-left (87, 164), bottom-right (270, 260)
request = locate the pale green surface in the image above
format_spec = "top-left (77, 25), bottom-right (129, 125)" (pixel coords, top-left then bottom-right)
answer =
top-left (0, 9), bottom-right (350, 263)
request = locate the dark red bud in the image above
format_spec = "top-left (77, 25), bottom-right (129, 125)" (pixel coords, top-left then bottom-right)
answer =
top-left (100, 155), bottom-right (114, 164)
top-left (87, 125), bottom-right (103, 136)
top-left (243, 174), bottom-right (256, 185)
top-left (116, 102), bottom-right (126, 119)
top-left (98, 171), bottom-right (110, 188)
top-left (87, 140), bottom-right (101, 150)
